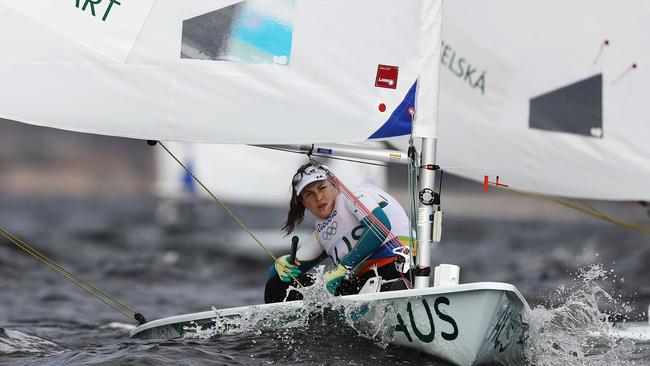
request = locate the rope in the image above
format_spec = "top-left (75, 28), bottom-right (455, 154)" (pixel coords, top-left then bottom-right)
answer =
top-left (406, 141), bottom-right (418, 281)
top-left (156, 141), bottom-right (303, 287)
top-left (321, 163), bottom-right (412, 288)
top-left (329, 174), bottom-right (397, 243)
top-left (308, 157), bottom-right (401, 254)
top-left (501, 187), bottom-right (650, 235)
top-left (0, 226), bottom-right (144, 324)
top-left (158, 141), bottom-right (278, 261)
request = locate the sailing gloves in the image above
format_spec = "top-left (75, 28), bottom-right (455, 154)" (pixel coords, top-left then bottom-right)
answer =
top-left (323, 263), bottom-right (350, 292)
top-left (274, 255), bottom-right (302, 283)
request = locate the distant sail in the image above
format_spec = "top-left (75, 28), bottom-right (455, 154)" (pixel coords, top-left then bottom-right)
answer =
top-left (0, 0), bottom-right (441, 144)
top-left (410, 1), bottom-right (650, 201)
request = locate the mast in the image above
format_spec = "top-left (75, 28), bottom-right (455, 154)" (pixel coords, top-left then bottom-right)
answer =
top-left (413, 0), bottom-right (443, 289)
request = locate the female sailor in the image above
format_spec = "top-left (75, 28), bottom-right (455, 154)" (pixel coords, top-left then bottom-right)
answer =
top-left (265, 163), bottom-right (413, 303)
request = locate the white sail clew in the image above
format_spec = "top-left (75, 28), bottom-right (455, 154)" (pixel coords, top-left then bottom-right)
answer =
top-left (0, 0), bottom-right (435, 144)
top-left (426, 1), bottom-right (650, 200)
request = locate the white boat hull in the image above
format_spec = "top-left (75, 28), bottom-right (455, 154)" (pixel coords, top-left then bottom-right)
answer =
top-left (130, 282), bottom-right (529, 366)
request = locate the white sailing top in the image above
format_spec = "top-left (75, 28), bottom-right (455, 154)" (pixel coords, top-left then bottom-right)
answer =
top-left (296, 183), bottom-right (411, 273)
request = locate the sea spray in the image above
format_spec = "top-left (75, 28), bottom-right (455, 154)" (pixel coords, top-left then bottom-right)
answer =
top-left (525, 264), bottom-right (637, 365)
top-left (292, 266), bottom-right (399, 347)
top-left (185, 266), bottom-right (344, 340)
top-left (190, 266), bottom-right (399, 348)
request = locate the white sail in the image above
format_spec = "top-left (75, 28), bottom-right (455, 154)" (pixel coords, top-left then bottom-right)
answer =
top-left (3, 0), bottom-right (646, 201)
top-left (427, 1), bottom-right (650, 200)
top-left (0, 0), bottom-right (438, 144)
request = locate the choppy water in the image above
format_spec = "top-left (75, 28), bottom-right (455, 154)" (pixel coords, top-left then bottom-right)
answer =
top-left (1, 197), bottom-right (649, 365)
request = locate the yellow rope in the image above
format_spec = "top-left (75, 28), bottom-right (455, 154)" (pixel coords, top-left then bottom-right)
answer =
top-left (503, 188), bottom-right (650, 235)
top-left (0, 226), bottom-right (140, 323)
top-left (156, 141), bottom-right (303, 286)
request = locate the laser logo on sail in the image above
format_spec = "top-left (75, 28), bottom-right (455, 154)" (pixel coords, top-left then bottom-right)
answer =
top-left (375, 65), bottom-right (399, 89)
top-left (74, 0), bottom-right (122, 22)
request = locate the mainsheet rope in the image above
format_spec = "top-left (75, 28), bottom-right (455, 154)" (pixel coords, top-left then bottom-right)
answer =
top-left (503, 187), bottom-right (650, 235)
top-left (308, 157), bottom-right (403, 253)
top-left (328, 174), bottom-right (398, 244)
top-left (155, 141), bottom-right (304, 287)
top-left (0, 226), bottom-right (145, 325)
top-left (157, 141), bottom-right (280, 262)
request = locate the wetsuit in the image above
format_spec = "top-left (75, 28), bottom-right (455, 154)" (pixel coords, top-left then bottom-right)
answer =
top-left (265, 183), bottom-right (412, 303)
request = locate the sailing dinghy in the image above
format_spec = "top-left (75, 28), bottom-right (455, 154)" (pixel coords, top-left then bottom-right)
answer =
top-left (2, 0), bottom-right (648, 364)
top-left (130, 283), bottom-right (529, 366)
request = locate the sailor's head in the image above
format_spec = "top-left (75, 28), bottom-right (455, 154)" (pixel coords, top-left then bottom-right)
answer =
top-left (291, 163), bottom-right (337, 220)
top-left (283, 163), bottom-right (338, 233)
top-left (292, 164), bottom-right (328, 196)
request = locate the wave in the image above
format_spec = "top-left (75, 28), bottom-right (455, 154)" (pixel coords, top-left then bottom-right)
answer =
top-left (0, 327), bottom-right (64, 356)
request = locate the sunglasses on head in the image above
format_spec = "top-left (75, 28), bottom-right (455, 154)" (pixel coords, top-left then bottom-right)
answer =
top-left (291, 165), bottom-right (329, 186)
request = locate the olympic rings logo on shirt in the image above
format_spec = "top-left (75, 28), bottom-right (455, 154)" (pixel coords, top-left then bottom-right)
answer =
top-left (321, 221), bottom-right (338, 240)
top-left (316, 210), bottom-right (338, 232)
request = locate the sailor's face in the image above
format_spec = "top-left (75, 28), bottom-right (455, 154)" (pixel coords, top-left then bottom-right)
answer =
top-left (300, 180), bottom-right (337, 219)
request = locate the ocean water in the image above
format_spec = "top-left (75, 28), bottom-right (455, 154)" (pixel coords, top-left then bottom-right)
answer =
top-left (0, 197), bottom-right (649, 365)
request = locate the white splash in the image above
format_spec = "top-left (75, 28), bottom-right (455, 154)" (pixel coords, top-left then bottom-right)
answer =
top-left (285, 266), bottom-right (398, 347)
top-left (191, 266), bottom-right (397, 346)
top-left (524, 264), bottom-right (637, 366)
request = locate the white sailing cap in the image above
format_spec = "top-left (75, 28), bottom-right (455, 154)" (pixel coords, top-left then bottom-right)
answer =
top-left (293, 165), bottom-right (329, 196)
